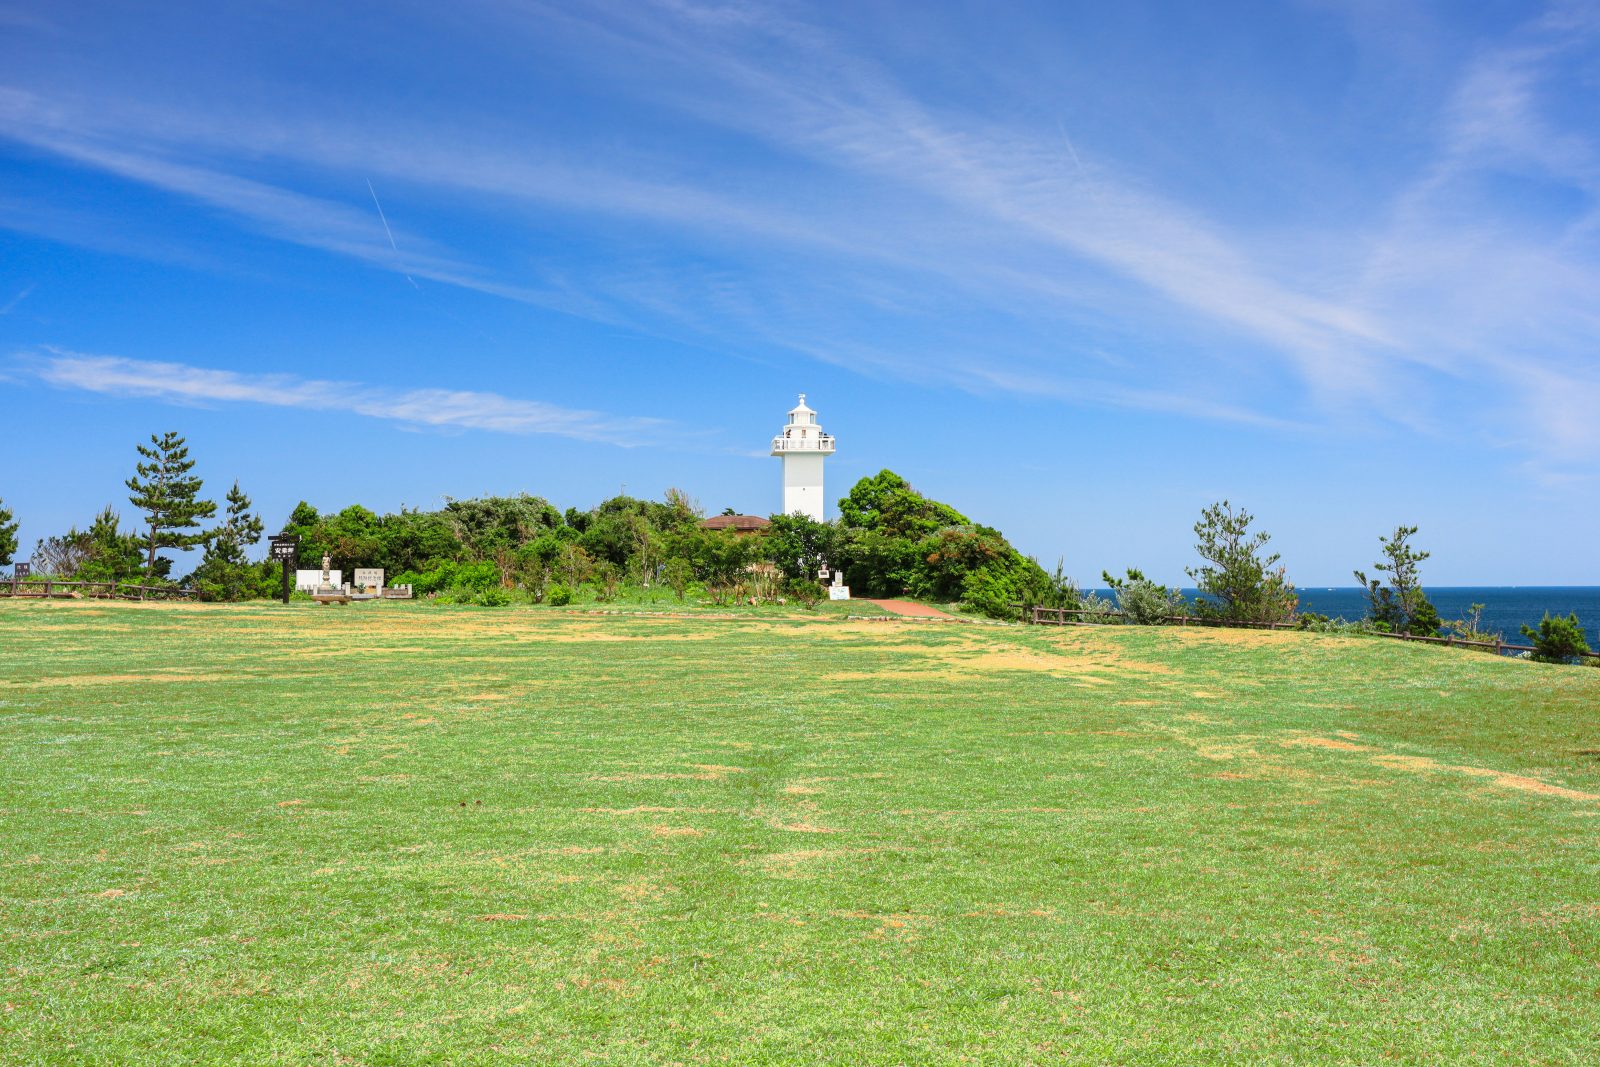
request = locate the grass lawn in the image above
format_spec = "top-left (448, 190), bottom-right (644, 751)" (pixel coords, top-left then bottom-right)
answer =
top-left (2, 600), bottom-right (1598, 1064)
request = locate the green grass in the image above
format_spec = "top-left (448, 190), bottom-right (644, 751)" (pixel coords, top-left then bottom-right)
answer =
top-left (1, 600), bottom-right (1597, 1065)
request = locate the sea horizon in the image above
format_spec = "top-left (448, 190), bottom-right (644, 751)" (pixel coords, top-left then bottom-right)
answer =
top-left (1087, 586), bottom-right (1600, 642)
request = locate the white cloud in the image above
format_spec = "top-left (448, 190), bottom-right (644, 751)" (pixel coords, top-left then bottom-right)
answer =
top-left (27, 349), bottom-right (667, 445)
top-left (2, 3), bottom-right (1598, 468)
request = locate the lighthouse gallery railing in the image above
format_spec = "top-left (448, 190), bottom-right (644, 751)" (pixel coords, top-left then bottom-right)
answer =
top-left (771, 434), bottom-right (836, 452)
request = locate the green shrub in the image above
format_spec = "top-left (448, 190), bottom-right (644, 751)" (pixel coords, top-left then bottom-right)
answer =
top-left (592, 561), bottom-right (621, 602)
top-left (393, 563), bottom-right (454, 596)
top-left (1102, 569), bottom-right (1184, 625)
top-left (547, 583), bottom-right (574, 607)
top-left (959, 566), bottom-right (1021, 621)
top-left (390, 560), bottom-right (499, 596)
top-left (1445, 602), bottom-right (1502, 653)
top-left (1294, 614), bottom-right (1374, 635)
top-left (1407, 596), bottom-right (1443, 638)
top-left (475, 587), bottom-right (512, 607)
top-left (451, 561), bottom-right (500, 594)
top-left (1521, 612), bottom-right (1591, 664)
top-left (787, 579), bottom-right (826, 609)
top-left (1078, 591), bottom-right (1120, 623)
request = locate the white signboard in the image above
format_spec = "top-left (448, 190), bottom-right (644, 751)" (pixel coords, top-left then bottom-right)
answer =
top-left (828, 585), bottom-right (851, 601)
top-left (295, 569), bottom-right (342, 592)
top-left (353, 568), bottom-right (384, 592)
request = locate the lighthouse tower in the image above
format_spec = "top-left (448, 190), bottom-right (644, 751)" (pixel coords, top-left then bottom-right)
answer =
top-left (770, 394), bottom-right (835, 521)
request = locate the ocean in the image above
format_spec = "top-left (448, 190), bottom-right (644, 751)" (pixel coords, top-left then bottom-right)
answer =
top-left (1294, 587), bottom-right (1600, 643)
top-left (1093, 587), bottom-right (1600, 644)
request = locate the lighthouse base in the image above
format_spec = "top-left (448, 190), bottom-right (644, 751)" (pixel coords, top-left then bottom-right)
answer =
top-left (781, 453), bottom-right (826, 521)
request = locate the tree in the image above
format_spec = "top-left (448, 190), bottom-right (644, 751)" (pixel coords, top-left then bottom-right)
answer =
top-left (1016, 558), bottom-right (1081, 612)
top-left (1447, 602), bottom-right (1501, 647)
top-left (187, 483), bottom-right (268, 601)
top-left (1355, 525), bottom-right (1440, 636)
top-left (1521, 613), bottom-right (1591, 664)
top-left (206, 482), bottom-right (265, 567)
top-left (839, 526), bottom-right (921, 596)
top-left (828, 469), bottom-right (1046, 618)
top-left (443, 495), bottom-right (562, 560)
top-left (663, 487), bottom-right (703, 521)
top-left (31, 508), bottom-right (144, 581)
top-left (663, 557), bottom-right (693, 601)
top-left (838, 470), bottom-right (967, 538)
top-left (0, 497), bottom-right (17, 568)
top-left (77, 507), bottom-right (144, 583)
top-left (30, 531), bottom-right (93, 578)
top-left (125, 432), bottom-right (216, 577)
top-left (764, 513), bottom-right (839, 582)
top-left (1186, 501), bottom-right (1296, 623)
top-left (916, 525), bottom-right (1016, 601)
top-left (672, 528), bottom-right (761, 604)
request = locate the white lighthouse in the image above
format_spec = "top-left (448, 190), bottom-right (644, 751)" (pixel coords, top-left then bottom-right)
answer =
top-left (771, 394), bottom-right (835, 521)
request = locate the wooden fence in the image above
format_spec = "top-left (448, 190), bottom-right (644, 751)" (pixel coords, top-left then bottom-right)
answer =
top-left (1, 578), bottom-right (197, 601)
top-left (1023, 605), bottom-right (1600, 660)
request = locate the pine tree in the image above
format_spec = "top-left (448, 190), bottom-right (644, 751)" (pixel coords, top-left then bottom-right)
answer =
top-left (79, 506), bottom-right (144, 583)
top-left (206, 481), bottom-right (265, 567)
top-left (0, 497), bottom-right (17, 569)
top-left (125, 432), bottom-right (217, 577)
top-left (1355, 525), bottom-right (1440, 636)
top-left (1186, 501), bottom-right (1296, 623)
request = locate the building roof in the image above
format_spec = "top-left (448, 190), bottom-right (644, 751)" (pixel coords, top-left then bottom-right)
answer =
top-left (699, 514), bottom-right (771, 532)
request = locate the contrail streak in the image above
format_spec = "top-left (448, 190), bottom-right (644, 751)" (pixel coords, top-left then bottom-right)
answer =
top-left (366, 179), bottom-right (420, 289)
top-left (0, 282), bottom-right (35, 316)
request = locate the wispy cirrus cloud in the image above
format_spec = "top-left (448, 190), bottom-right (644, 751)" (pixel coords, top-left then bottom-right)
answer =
top-left (26, 349), bottom-right (666, 445)
top-left (2, 2), bottom-right (1598, 469)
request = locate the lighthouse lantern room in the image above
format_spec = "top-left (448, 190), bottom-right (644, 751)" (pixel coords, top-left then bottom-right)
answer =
top-left (770, 394), bottom-right (835, 521)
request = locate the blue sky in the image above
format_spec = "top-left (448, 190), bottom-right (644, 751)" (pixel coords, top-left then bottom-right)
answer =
top-left (2, 0), bottom-right (1598, 585)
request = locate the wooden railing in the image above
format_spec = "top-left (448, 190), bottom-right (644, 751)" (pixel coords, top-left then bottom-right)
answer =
top-left (1, 579), bottom-right (197, 601)
top-left (1023, 605), bottom-right (1600, 659)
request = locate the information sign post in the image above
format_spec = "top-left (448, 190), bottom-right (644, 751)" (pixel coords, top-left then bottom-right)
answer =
top-left (269, 535), bottom-right (299, 605)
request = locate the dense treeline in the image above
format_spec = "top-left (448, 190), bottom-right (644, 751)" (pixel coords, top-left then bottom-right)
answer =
top-left (4, 433), bottom-right (1069, 618)
top-left (273, 470), bottom-right (1071, 617)
top-left (2, 432), bottom-right (1592, 659)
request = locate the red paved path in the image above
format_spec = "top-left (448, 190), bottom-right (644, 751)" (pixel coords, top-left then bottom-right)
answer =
top-left (863, 599), bottom-right (959, 620)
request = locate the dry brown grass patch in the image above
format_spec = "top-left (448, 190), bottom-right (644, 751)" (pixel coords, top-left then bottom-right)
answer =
top-left (1283, 737), bottom-right (1371, 752)
top-left (590, 764), bottom-right (746, 783)
top-left (1370, 754), bottom-right (1600, 801)
top-left (2, 671), bottom-right (237, 688)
